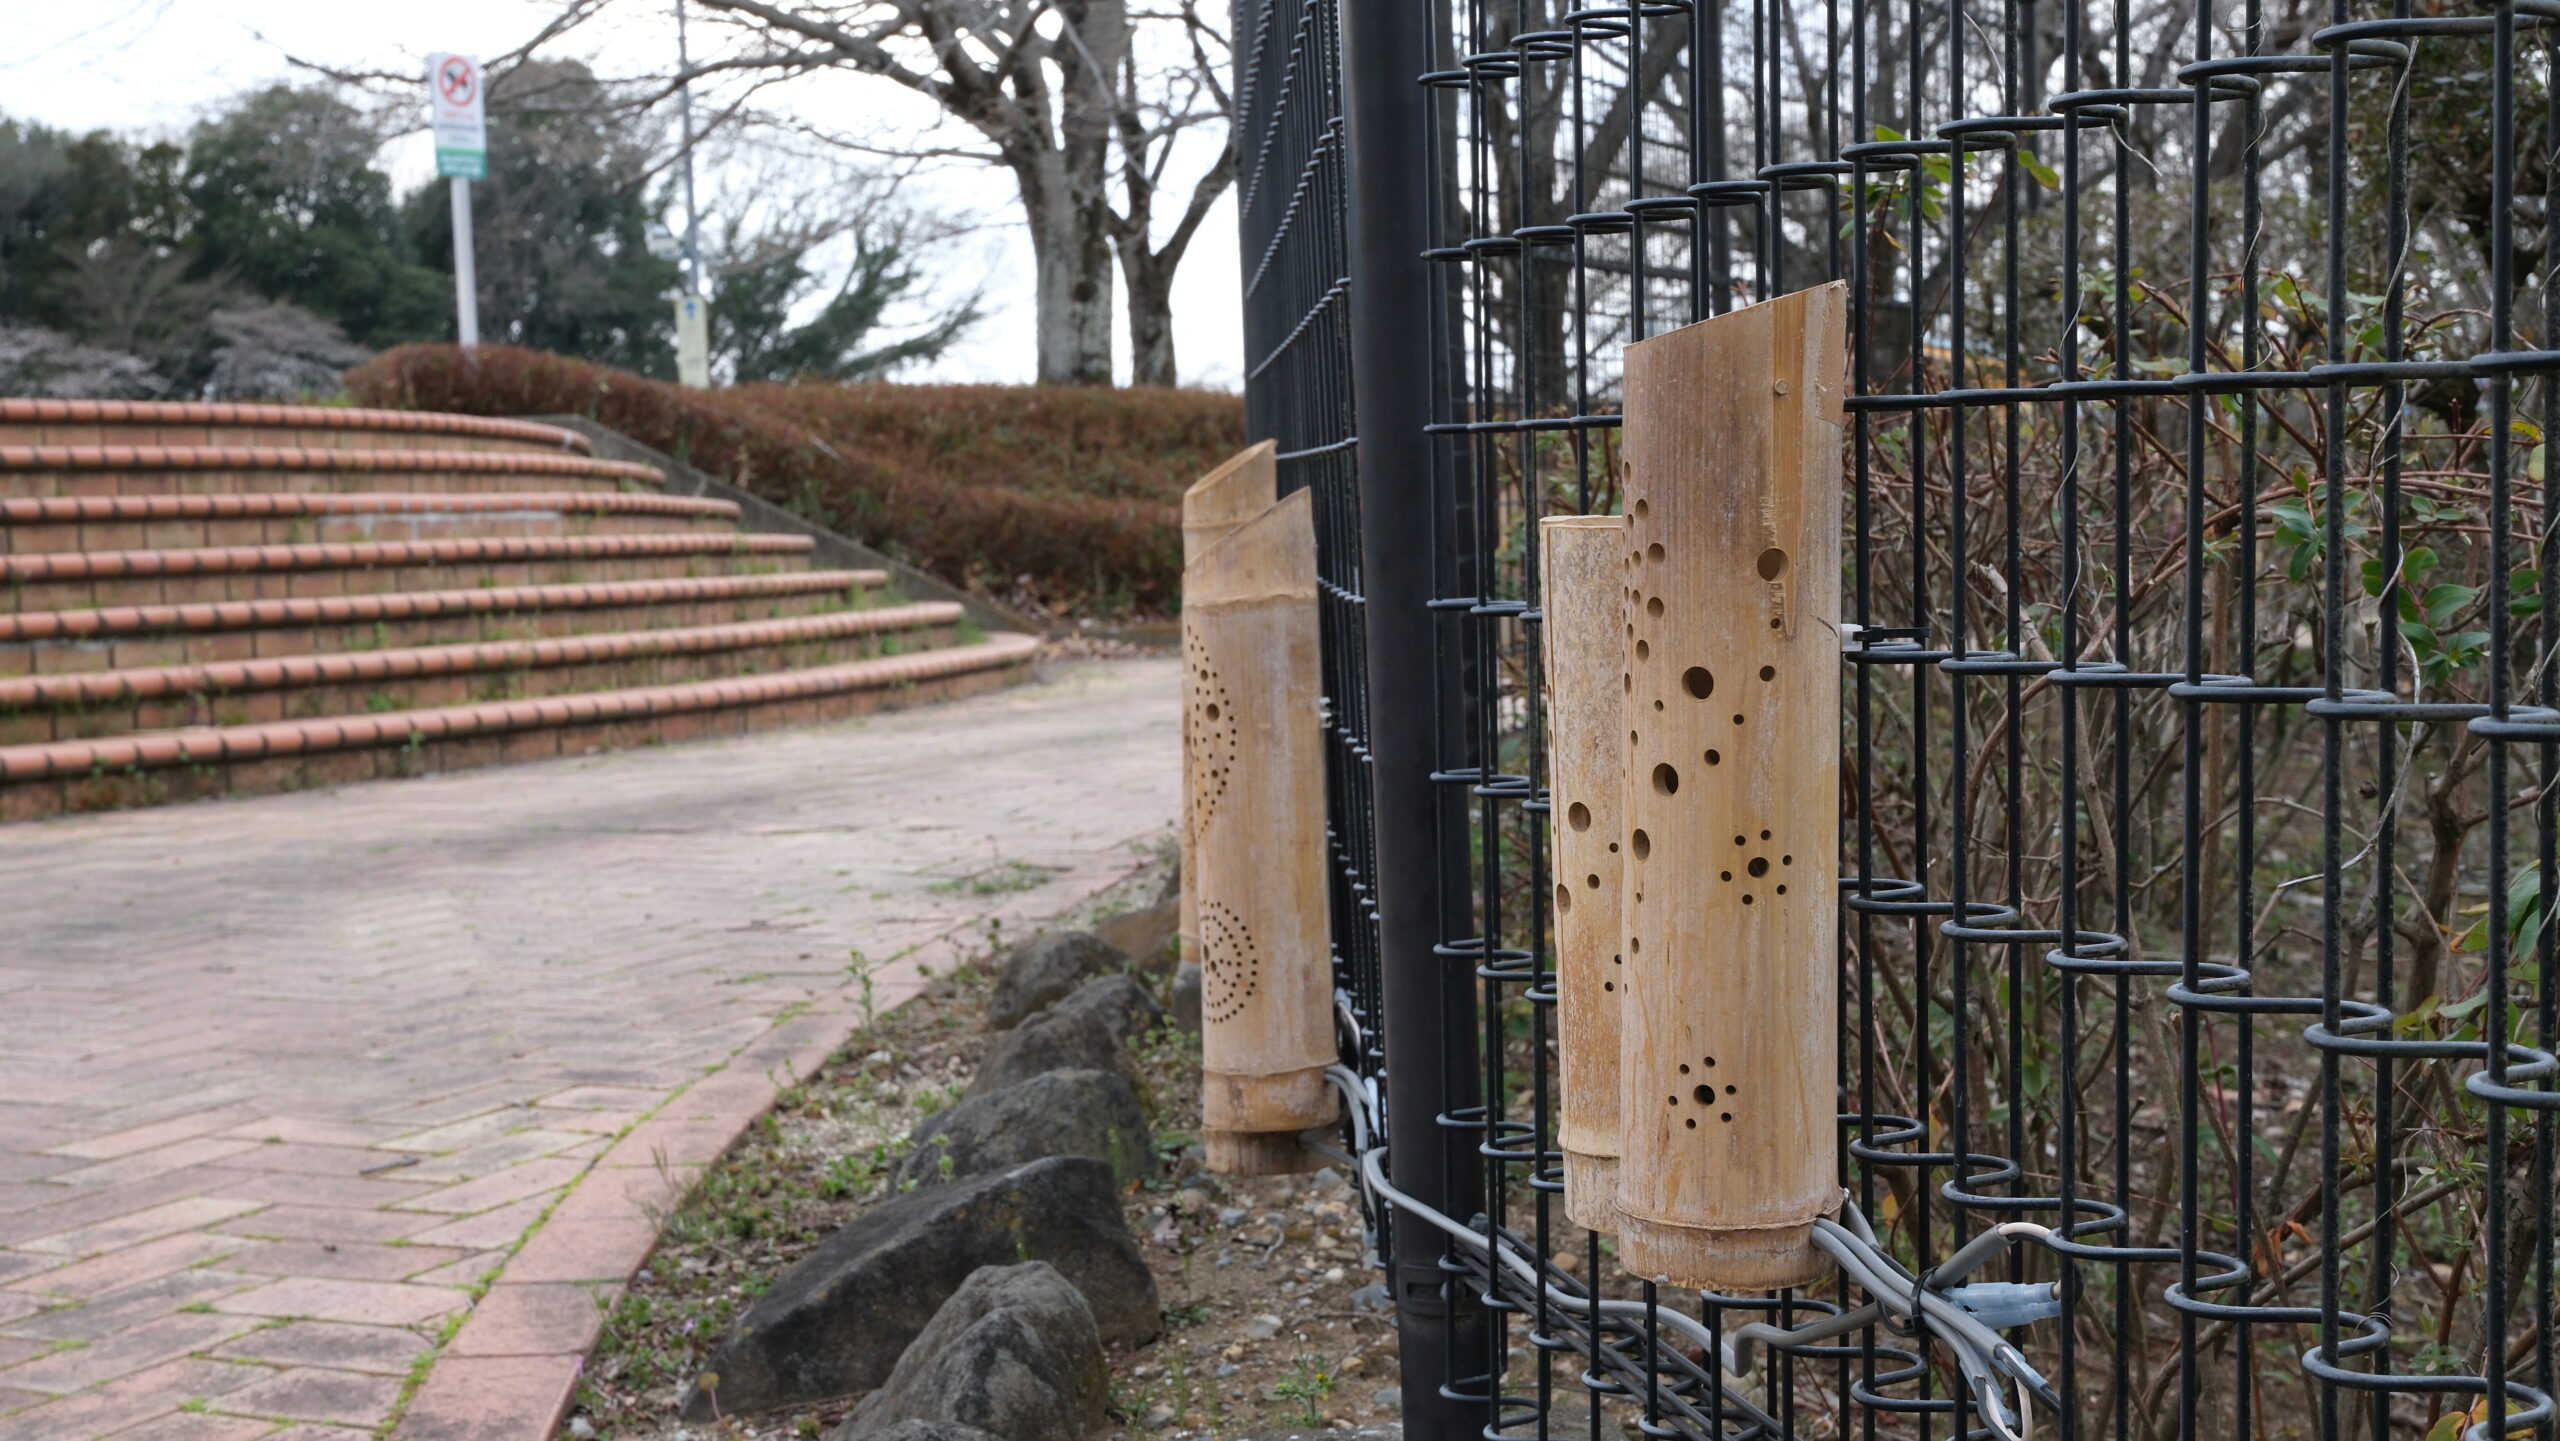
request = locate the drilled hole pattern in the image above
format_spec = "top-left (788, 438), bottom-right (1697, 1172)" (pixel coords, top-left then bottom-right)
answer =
top-left (1197, 898), bottom-right (1262, 1025)
top-left (1183, 630), bottom-right (1240, 825)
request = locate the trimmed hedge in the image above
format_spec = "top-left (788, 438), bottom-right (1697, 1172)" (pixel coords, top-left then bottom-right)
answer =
top-left (344, 345), bottom-right (1245, 616)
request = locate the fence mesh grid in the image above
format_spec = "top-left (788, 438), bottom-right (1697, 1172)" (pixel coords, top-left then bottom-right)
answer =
top-left (1237, 2), bottom-right (2560, 1439)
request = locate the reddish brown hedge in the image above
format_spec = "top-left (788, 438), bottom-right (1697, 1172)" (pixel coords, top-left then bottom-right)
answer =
top-left (343, 344), bottom-right (1244, 615)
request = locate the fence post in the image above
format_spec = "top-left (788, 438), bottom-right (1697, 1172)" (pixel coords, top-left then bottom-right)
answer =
top-left (1338, 5), bottom-right (1488, 1439)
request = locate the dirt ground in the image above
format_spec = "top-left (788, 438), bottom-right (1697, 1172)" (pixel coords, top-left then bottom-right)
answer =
top-left (567, 857), bottom-right (1416, 1441)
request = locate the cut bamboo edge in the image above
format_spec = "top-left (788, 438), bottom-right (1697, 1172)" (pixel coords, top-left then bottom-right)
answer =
top-left (1542, 514), bottom-right (1630, 1234)
top-left (1612, 282), bottom-right (1850, 1291)
top-left (1186, 484), bottom-right (1339, 1177)
top-left (1178, 441), bottom-right (1279, 976)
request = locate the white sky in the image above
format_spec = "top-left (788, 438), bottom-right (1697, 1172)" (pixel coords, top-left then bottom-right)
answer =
top-left (0, 0), bottom-right (1245, 390)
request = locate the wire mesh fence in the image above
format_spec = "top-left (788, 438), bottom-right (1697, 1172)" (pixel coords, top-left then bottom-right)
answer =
top-left (1236, 2), bottom-right (2560, 1439)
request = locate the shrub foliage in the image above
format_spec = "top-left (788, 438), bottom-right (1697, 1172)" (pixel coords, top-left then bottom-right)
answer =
top-left (345, 345), bottom-right (1244, 615)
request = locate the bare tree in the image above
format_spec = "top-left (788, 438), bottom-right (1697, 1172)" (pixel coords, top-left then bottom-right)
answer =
top-left (694, 1), bottom-right (1130, 385)
top-left (1104, 1), bottom-right (1232, 385)
top-left (689, 0), bottom-right (1232, 386)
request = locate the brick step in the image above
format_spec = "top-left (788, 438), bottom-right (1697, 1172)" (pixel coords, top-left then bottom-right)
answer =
top-left (0, 569), bottom-right (889, 672)
top-left (0, 446), bottom-right (663, 498)
top-left (3, 603), bottom-right (971, 743)
top-left (0, 630), bottom-right (1041, 819)
top-left (0, 400), bottom-right (589, 456)
top-left (2, 532), bottom-right (818, 612)
top-left (0, 491), bottom-right (743, 553)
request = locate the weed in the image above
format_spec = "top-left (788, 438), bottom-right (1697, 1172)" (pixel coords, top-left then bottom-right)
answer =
top-left (928, 859), bottom-right (1061, 898)
top-left (1274, 1355), bottom-right (1335, 1427)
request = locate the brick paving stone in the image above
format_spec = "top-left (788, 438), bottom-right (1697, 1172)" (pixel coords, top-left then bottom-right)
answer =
top-left (398, 1197), bottom-right (555, 1253)
top-left (442, 1284), bottom-right (616, 1359)
top-left (392, 1159), bottom-right (591, 1217)
top-left (220, 1240), bottom-right (472, 1283)
top-left (209, 1367), bottom-right (406, 1427)
top-left (0, 1309), bottom-right (266, 1395)
top-left (0, 1357), bottom-right (269, 1440)
top-left (391, 1355), bottom-right (582, 1441)
top-left (0, 657), bottom-right (1176, 1439)
top-left (3, 1230), bottom-right (243, 1300)
top-left (99, 1412), bottom-right (277, 1441)
top-left (211, 1319), bottom-right (435, 1375)
top-left (1, 1270), bottom-right (263, 1344)
top-left (210, 1206), bottom-right (441, 1245)
top-left (209, 1277), bottom-right (465, 1328)
top-left (402, 1253), bottom-right (509, 1293)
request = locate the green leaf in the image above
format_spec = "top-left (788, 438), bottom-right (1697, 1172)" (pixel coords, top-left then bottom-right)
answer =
top-left (2016, 148), bottom-right (2061, 189)
top-left (2422, 582), bottom-right (2481, 628)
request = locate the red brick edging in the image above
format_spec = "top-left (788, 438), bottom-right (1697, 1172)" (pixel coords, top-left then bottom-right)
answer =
top-left (0, 568), bottom-right (887, 643)
top-left (0, 445), bottom-right (656, 481)
top-left (0, 601), bottom-right (968, 708)
top-left (390, 976), bottom-right (928, 1441)
top-left (0, 631), bottom-right (1040, 782)
top-left (0, 530), bottom-right (813, 583)
top-left (0, 491), bottom-right (740, 523)
top-left (0, 399), bottom-right (592, 453)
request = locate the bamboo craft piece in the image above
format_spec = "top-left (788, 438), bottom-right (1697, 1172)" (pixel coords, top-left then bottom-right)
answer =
top-left (1542, 514), bottom-right (1631, 1233)
top-left (1187, 485), bottom-right (1339, 1175)
top-left (1615, 283), bottom-right (1848, 1290)
top-left (1179, 441), bottom-right (1279, 973)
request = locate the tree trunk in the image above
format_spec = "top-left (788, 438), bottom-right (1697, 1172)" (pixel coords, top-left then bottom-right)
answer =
top-left (1123, 252), bottom-right (1176, 386)
top-left (1032, 0), bottom-right (1124, 386)
top-left (1021, 151), bottom-right (1117, 385)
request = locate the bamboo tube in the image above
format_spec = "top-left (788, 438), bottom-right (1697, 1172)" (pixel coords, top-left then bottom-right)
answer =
top-left (1615, 283), bottom-right (1848, 1290)
top-left (1541, 514), bottom-right (1630, 1233)
top-left (1180, 442), bottom-right (1279, 973)
top-left (1187, 486), bottom-right (1339, 1175)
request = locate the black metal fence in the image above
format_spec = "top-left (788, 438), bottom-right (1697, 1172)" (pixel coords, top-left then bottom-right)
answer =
top-left (1236, 2), bottom-right (2560, 1440)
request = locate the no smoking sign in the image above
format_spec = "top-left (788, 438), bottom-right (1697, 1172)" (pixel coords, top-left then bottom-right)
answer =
top-left (428, 53), bottom-right (487, 179)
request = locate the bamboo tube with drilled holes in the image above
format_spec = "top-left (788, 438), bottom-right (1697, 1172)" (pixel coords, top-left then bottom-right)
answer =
top-left (1542, 514), bottom-right (1630, 1233)
top-left (1188, 485), bottom-right (1338, 1175)
top-left (1615, 283), bottom-right (1848, 1290)
top-left (1180, 442), bottom-right (1279, 973)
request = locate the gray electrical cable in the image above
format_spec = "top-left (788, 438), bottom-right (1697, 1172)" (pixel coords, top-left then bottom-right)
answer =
top-left (1319, 1067), bottom-right (2064, 1441)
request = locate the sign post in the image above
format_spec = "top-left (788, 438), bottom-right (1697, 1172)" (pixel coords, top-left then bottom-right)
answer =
top-left (673, 293), bottom-right (709, 387)
top-left (428, 54), bottom-right (487, 350)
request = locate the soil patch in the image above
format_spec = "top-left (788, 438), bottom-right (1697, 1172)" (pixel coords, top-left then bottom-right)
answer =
top-left (569, 858), bottom-right (1409, 1440)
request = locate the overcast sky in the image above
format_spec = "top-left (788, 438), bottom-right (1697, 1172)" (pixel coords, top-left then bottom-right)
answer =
top-left (2, 0), bottom-right (1246, 390)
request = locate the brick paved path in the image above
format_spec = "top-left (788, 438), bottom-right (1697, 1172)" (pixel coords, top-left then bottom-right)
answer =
top-left (0, 657), bottom-right (1178, 1441)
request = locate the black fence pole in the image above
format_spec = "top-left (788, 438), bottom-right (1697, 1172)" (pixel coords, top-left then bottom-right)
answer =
top-left (1339, 6), bottom-right (1487, 1441)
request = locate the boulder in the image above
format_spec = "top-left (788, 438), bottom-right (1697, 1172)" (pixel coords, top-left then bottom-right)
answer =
top-left (897, 1068), bottom-right (1151, 1190)
top-left (970, 974), bottom-right (1163, 1097)
top-left (1092, 897), bottom-right (1179, 974)
top-left (1170, 962), bottom-right (1202, 1033)
top-left (852, 1425), bottom-right (1003, 1441)
top-left (834, 1262), bottom-right (1109, 1441)
top-left (678, 1157), bottom-right (1160, 1419)
top-left (987, 931), bottom-right (1127, 1030)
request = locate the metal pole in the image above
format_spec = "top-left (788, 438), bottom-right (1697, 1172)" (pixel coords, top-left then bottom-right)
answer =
top-left (449, 176), bottom-right (479, 349)
top-left (1338, 6), bottom-right (1485, 1440)
top-left (675, 0), bottom-right (704, 297)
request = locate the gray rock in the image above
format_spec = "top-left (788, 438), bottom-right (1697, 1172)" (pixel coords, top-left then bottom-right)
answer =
top-left (834, 1262), bottom-right (1108, 1441)
top-left (970, 974), bottom-right (1163, 1097)
top-left (1093, 898), bottom-right (1179, 974)
top-left (1170, 962), bottom-right (1202, 1033)
top-left (896, 1068), bottom-right (1151, 1190)
top-left (988, 931), bottom-right (1128, 1030)
top-left (678, 1157), bottom-right (1160, 1419)
top-left (852, 1425), bottom-right (1003, 1441)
